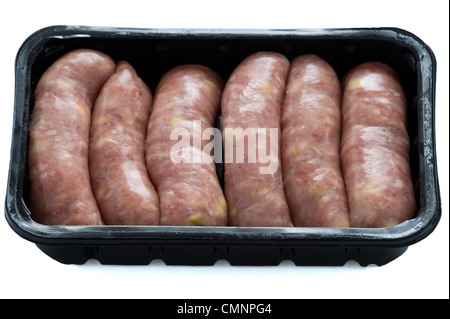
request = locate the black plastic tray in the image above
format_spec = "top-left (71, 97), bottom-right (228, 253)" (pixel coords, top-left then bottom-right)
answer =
top-left (5, 26), bottom-right (441, 266)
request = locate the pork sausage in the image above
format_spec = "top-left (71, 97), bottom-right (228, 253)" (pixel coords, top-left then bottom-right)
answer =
top-left (28, 49), bottom-right (115, 225)
top-left (89, 61), bottom-right (160, 225)
top-left (281, 54), bottom-right (350, 227)
top-left (341, 62), bottom-right (416, 228)
top-left (222, 51), bottom-right (293, 227)
top-left (146, 64), bottom-right (227, 226)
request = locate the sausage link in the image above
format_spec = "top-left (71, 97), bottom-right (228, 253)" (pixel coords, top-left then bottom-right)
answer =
top-left (341, 62), bottom-right (416, 228)
top-left (281, 54), bottom-right (350, 227)
top-left (222, 52), bottom-right (293, 227)
top-left (28, 49), bottom-right (115, 225)
top-left (89, 61), bottom-right (160, 225)
top-left (146, 64), bottom-right (227, 226)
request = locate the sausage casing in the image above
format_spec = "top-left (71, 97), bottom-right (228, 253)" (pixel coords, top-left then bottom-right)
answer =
top-left (146, 64), bottom-right (227, 226)
top-left (281, 54), bottom-right (350, 227)
top-left (89, 61), bottom-right (160, 225)
top-left (222, 52), bottom-right (293, 227)
top-left (341, 62), bottom-right (416, 228)
top-left (28, 49), bottom-right (115, 225)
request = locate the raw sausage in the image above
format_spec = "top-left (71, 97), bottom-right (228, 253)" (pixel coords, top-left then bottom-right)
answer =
top-left (89, 61), bottom-right (160, 225)
top-left (222, 51), bottom-right (293, 227)
top-left (281, 54), bottom-right (350, 227)
top-left (28, 49), bottom-right (115, 225)
top-left (341, 62), bottom-right (416, 228)
top-left (145, 64), bottom-right (227, 226)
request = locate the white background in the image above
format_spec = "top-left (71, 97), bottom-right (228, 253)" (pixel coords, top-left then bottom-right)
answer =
top-left (0, 0), bottom-right (448, 299)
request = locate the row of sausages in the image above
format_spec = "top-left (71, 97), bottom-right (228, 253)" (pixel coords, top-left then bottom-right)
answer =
top-left (28, 49), bottom-right (416, 228)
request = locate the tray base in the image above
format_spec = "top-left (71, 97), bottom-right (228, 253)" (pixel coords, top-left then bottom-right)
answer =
top-left (36, 243), bottom-right (408, 266)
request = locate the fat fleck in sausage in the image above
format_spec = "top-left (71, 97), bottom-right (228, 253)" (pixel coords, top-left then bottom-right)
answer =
top-left (28, 49), bottom-right (115, 225)
top-left (222, 52), bottom-right (293, 227)
top-left (341, 62), bottom-right (416, 228)
top-left (145, 64), bottom-right (227, 226)
top-left (281, 54), bottom-right (350, 227)
top-left (89, 61), bottom-right (160, 225)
